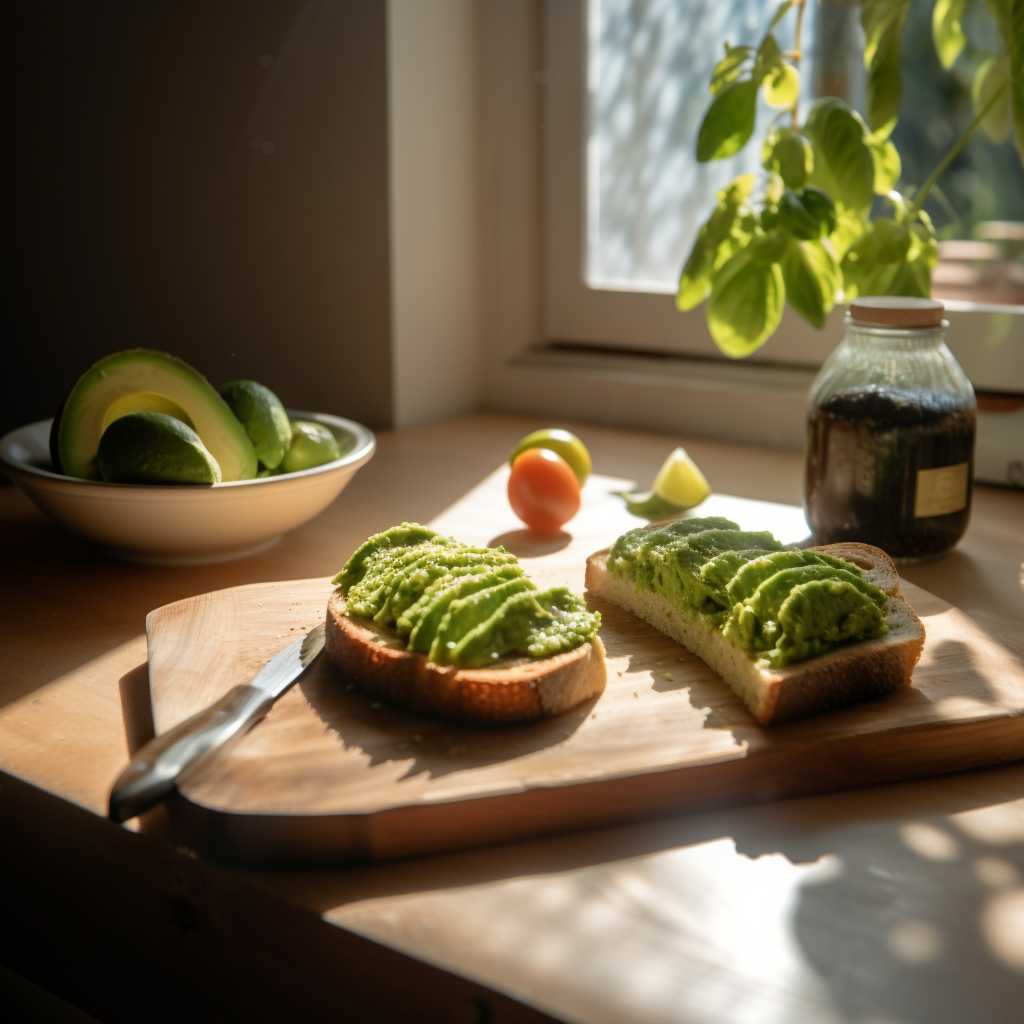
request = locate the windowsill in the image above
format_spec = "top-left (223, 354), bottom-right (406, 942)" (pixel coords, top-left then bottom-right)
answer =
top-left (486, 344), bottom-right (815, 450)
top-left (511, 344), bottom-right (819, 394)
top-left (487, 345), bottom-right (1024, 485)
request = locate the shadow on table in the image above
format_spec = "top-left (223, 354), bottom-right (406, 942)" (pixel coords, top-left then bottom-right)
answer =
top-left (253, 763), bottom-right (1024, 1024)
top-left (300, 662), bottom-right (599, 782)
top-left (118, 662), bottom-right (155, 754)
top-left (787, 810), bottom-right (1024, 1024)
top-left (900, 549), bottom-right (999, 617)
top-left (488, 529), bottom-right (571, 558)
top-left (263, 760), bottom-right (1024, 900)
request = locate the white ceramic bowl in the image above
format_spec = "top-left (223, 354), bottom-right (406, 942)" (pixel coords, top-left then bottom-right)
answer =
top-left (0, 411), bottom-right (375, 565)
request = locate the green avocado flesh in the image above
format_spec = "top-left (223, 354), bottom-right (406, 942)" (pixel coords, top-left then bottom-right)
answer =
top-left (57, 350), bottom-right (258, 481)
top-left (334, 524), bottom-right (601, 669)
top-left (609, 516), bottom-right (888, 668)
top-left (96, 412), bottom-right (221, 485)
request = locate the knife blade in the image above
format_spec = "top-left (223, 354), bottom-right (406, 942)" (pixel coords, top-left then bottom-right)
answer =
top-left (109, 622), bottom-right (326, 823)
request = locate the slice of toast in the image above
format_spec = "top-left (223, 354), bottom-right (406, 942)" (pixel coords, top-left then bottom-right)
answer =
top-left (325, 590), bottom-right (607, 726)
top-left (585, 541), bottom-right (924, 725)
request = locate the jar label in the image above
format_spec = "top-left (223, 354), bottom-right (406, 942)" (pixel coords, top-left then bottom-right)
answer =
top-left (914, 462), bottom-right (970, 518)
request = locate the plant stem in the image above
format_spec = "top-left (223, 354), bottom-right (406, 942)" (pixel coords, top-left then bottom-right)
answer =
top-left (928, 182), bottom-right (963, 234)
top-left (791, 0), bottom-right (807, 131)
top-left (909, 80), bottom-right (1010, 218)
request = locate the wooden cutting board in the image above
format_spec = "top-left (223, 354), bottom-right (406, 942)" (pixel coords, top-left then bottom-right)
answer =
top-left (145, 469), bottom-right (1024, 866)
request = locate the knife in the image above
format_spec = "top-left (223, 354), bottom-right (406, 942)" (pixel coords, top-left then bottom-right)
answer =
top-left (109, 622), bottom-right (326, 823)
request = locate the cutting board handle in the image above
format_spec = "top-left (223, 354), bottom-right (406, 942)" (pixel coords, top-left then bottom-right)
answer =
top-left (108, 684), bottom-right (272, 823)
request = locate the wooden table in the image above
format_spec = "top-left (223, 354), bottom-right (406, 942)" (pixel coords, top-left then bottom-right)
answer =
top-left (2, 413), bottom-right (1023, 1024)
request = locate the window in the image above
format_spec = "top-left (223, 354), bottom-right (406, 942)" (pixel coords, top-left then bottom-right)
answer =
top-left (481, 0), bottom-right (1024, 453)
top-left (541, 0), bottom-right (1024, 385)
top-left (585, 0), bottom-right (818, 293)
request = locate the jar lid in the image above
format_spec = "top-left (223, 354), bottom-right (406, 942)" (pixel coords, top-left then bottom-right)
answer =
top-left (849, 296), bottom-right (945, 328)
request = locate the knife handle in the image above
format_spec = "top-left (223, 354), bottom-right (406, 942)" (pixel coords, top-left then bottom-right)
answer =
top-left (108, 684), bottom-right (273, 824)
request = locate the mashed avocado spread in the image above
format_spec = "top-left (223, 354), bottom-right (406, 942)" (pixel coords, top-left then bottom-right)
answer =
top-left (333, 524), bottom-right (601, 669)
top-left (608, 517), bottom-right (888, 668)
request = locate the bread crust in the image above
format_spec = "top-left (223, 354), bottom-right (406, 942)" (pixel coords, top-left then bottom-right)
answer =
top-left (584, 541), bottom-right (924, 726)
top-left (807, 541), bottom-right (903, 599)
top-left (325, 589), bottom-right (606, 726)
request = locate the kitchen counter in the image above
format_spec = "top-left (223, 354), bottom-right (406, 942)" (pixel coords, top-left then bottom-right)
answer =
top-left (2, 413), bottom-right (1023, 1024)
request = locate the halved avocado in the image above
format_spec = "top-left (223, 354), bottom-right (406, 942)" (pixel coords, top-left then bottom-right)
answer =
top-left (56, 350), bottom-right (258, 481)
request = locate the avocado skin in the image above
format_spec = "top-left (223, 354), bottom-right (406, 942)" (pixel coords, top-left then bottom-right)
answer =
top-left (219, 380), bottom-right (291, 470)
top-left (96, 412), bottom-right (221, 485)
top-left (48, 387), bottom-right (72, 473)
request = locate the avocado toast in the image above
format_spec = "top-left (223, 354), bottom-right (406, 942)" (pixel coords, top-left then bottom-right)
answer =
top-left (326, 524), bottom-right (606, 725)
top-left (585, 517), bottom-right (925, 725)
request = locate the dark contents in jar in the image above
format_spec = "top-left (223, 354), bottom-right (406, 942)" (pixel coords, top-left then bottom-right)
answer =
top-left (805, 386), bottom-right (976, 559)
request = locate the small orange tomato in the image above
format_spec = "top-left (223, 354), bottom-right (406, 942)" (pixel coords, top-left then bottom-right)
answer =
top-left (507, 447), bottom-right (581, 532)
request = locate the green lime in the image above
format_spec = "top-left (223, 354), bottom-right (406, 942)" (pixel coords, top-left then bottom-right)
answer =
top-left (96, 412), bottom-right (221, 485)
top-left (509, 429), bottom-right (591, 484)
top-left (219, 380), bottom-right (291, 471)
top-left (281, 420), bottom-right (342, 473)
top-left (651, 447), bottom-right (711, 508)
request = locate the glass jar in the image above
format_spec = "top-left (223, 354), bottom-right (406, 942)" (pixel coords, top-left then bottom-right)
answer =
top-left (804, 297), bottom-right (976, 563)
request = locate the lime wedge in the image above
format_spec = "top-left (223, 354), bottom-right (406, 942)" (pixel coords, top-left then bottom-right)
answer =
top-left (651, 447), bottom-right (711, 508)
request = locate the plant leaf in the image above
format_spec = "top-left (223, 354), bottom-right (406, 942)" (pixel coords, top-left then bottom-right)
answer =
top-left (973, 55), bottom-right (1012, 143)
top-left (805, 98), bottom-right (876, 214)
top-left (697, 78), bottom-right (760, 162)
top-left (800, 185), bottom-right (838, 236)
top-left (829, 208), bottom-right (867, 262)
top-left (768, 1), bottom-right (794, 33)
top-left (861, 0), bottom-right (911, 138)
top-left (985, 0), bottom-right (1014, 40)
top-left (706, 249), bottom-right (785, 358)
top-left (764, 63), bottom-right (800, 109)
top-left (750, 229), bottom-right (791, 263)
top-left (778, 189), bottom-right (821, 240)
top-left (933, 0), bottom-right (968, 69)
top-left (986, 0), bottom-right (1023, 159)
top-left (909, 209), bottom-right (940, 274)
top-left (762, 127), bottom-right (812, 188)
top-left (867, 133), bottom-right (902, 193)
top-left (899, 217), bottom-right (939, 295)
top-left (840, 218), bottom-right (913, 298)
top-left (676, 175), bottom-right (756, 311)
top-left (782, 239), bottom-right (838, 329)
top-left (754, 33), bottom-right (783, 82)
top-left (710, 44), bottom-right (754, 95)
top-left (910, 219), bottom-right (940, 268)
top-left (1012, 0), bottom-right (1024, 163)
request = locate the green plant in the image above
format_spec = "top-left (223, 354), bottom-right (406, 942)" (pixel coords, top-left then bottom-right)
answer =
top-left (678, 0), bottom-right (1024, 357)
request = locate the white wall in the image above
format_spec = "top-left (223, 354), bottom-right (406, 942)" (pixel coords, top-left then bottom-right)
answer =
top-left (388, 0), bottom-right (483, 429)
